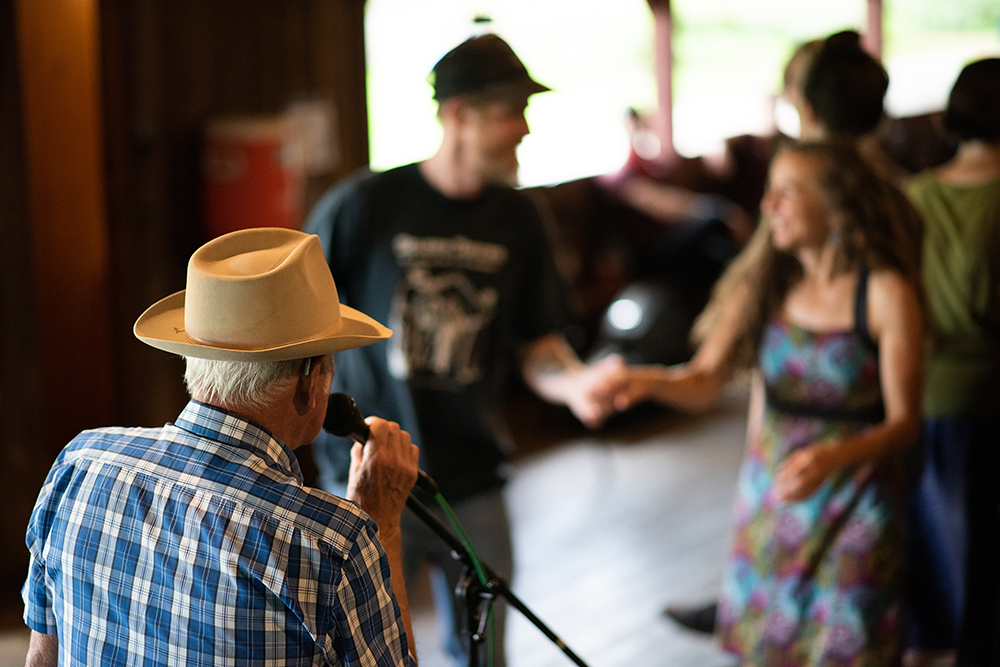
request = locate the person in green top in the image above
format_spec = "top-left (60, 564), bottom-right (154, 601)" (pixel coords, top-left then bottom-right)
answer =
top-left (904, 57), bottom-right (1000, 667)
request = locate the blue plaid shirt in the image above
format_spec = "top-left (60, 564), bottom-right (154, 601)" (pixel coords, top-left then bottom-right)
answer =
top-left (23, 400), bottom-right (415, 666)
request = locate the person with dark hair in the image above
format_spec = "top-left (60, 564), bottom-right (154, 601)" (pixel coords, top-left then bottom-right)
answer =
top-left (904, 57), bottom-right (1000, 667)
top-left (942, 57), bottom-right (1000, 144)
top-left (23, 228), bottom-right (420, 666)
top-left (781, 31), bottom-right (887, 144)
top-left (605, 140), bottom-right (923, 665)
top-left (303, 33), bottom-right (622, 667)
top-left (800, 31), bottom-right (889, 139)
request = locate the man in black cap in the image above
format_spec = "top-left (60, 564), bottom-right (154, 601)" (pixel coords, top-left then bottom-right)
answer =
top-left (304, 34), bottom-right (623, 667)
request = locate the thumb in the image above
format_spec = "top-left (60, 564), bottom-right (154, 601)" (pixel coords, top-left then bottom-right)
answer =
top-left (349, 442), bottom-right (364, 477)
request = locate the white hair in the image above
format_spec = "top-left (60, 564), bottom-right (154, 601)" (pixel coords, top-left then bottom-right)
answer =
top-left (184, 354), bottom-right (333, 412)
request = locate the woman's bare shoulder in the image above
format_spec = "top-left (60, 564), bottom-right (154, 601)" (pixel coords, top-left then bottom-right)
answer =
top-left (867, 268), bottom-right (921, 338)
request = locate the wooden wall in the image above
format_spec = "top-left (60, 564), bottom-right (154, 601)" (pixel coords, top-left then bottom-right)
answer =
top-left (100, 0), bottom-right (371, 429)
top-left (0, 0), bottom-right (45, 604)
top-left (1, 0), bottom-right (369, 606)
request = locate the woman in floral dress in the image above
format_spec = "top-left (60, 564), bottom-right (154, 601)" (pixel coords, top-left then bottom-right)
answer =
top-left (607, 140), bottom-right (923, 665)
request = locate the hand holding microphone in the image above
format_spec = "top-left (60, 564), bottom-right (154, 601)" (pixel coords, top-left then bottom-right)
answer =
top-left (325, 393), bottom-right (440, 496)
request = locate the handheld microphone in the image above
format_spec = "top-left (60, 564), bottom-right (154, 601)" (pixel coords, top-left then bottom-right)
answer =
top-left (324, 393), bottom-right (440, 496)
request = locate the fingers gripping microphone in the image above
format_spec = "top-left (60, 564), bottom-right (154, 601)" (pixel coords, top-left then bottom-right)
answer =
top-left (324, 393), bottom-right (440, 496)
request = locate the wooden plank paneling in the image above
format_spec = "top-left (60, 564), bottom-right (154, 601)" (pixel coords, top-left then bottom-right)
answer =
top-left (98, 0), bottom-right (372, 428)
top-left (100, 0), bottom-right (191, 429)
top-left (0, 0), bottom-right (47, 601)
top-left (15, 0), bottom-right (116, 450)
top-left (307, 0), bottom-right (370, 179)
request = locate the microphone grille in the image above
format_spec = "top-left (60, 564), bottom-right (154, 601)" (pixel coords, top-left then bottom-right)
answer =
top-left (324, 393), bottom-right (360, 436)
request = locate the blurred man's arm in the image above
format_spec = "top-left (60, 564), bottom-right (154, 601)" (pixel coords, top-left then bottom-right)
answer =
top-left (25, 631), bottom-right (57, 667)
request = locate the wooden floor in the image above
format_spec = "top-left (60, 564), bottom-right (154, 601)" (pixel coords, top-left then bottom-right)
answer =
top-left (410, 383), bottom-right (750, 667)
top-left (0, 384), bottom-right (750, 667)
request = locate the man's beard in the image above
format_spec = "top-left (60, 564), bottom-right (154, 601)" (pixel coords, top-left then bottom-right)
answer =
top-left (478, 150), bottom-right (520, 187)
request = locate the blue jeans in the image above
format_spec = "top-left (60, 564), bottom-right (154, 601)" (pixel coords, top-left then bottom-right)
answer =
top-left (906, 417), bottom-right (1000, 664)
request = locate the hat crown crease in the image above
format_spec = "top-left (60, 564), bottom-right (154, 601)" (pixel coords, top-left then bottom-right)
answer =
top-left (185, 231), bottom-right (341, 349)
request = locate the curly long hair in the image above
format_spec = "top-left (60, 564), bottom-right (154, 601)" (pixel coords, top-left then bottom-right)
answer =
top-left (691, 140), bottom-right (922, 371)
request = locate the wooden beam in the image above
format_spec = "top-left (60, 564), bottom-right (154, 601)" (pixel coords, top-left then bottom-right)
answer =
top-left (16, 0), bottom-right (116, 453)
top-left (864, 0), bottom-right (883, 59)
top-left (647, 0), bottom-right (676, 161)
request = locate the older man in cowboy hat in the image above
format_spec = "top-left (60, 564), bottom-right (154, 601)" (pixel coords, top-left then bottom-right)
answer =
top-left (23, 228), bottom-right (420, 667)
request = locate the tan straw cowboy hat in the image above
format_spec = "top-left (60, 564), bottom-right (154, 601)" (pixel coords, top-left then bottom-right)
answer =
top-left (134, 227), bottom-right (391, 361)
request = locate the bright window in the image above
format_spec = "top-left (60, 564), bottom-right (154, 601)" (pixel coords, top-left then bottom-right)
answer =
top-left (364, 0), bottom-right (1000, 187)
top-left (883, 0), bottom-right (1000, 116)
top-left (364, 0), bottom-right (655, 187)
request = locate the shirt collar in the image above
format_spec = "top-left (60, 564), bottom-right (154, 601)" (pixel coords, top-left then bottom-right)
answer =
top-left (173, 400), bottom-right (304, 483)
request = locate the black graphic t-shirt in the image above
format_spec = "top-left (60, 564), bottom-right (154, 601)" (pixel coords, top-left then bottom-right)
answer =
top-left (305, 164), bottom-right (572, 500)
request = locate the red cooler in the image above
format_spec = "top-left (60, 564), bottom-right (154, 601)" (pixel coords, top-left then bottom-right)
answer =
top-left (202, 116), bottom-right (304, 239)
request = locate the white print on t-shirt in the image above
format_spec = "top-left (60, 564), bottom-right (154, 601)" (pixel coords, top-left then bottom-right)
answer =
top-left (388, 234), bottom-right (507, 387)
top-left (392, 233), bottom-right (508, 272)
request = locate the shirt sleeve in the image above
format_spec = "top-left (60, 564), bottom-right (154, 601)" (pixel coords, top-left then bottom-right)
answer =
top-left (22, 480), bottom-right (59, 635)
top-left (23, 554), bottom-right (58, 634)
top-left (332, 520), bottom-right (415, 667)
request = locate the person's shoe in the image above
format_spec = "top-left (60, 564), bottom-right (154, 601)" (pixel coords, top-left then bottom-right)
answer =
top-left (663, 600), bottom-right (718, 634)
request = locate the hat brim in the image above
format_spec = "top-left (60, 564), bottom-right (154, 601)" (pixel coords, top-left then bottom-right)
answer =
top-left (491, 79), bottom-right (551, 98)
top-left (134, 290), bottom-right (392, 362)
top-left (435, 79), bottom-right (551, 102)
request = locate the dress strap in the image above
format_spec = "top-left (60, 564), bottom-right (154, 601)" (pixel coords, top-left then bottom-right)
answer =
top-left (854, 265), bottom-right (878, 354)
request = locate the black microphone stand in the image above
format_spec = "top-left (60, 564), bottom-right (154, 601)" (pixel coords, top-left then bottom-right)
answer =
top-left (403, 491), bottom-right (590, 667)
top-left (324, 394), bottom-right (591, 667)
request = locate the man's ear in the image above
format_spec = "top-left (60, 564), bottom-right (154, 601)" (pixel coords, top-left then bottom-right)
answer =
top-left (440, 96), bottom-right (474, 126)
top-left (294, 355), bottom-right (327, 414)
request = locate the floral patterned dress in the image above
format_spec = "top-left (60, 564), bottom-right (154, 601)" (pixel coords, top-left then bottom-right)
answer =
top-left (716, 293), bottom-right (907, 666)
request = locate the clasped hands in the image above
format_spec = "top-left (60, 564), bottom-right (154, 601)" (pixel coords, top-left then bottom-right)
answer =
top-left (562, 354), bottom-right (665, 429)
